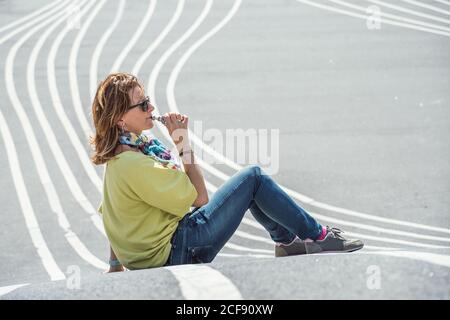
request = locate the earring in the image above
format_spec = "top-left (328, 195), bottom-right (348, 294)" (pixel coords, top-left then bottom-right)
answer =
top-left (120, 122), bottom-right (126, 134)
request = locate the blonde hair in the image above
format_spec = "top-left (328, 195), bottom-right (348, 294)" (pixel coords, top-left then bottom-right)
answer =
top-left (89, 73), bottom-right (144, 165)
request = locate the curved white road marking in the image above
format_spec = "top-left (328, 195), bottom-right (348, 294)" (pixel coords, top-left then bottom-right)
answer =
top-left (25, 1), bottom-right (109, 269)
top-left (309, 211), bottom-right (450, 243)
top-left (432, 0), bottom-right (450, 6)
top-left (360, 250), bottom-right (450, 268)
top-left (295, 0), bottom-right (450, 36)
top-left (46, 0), bottom-right (105, 192)
top-left (110, 0), bottom-right (157, 73)
top-left (69, 0), bottom-right (107, 138)
top-left (93, 0), bottom-right (405, 261)
top-left (90, 0), bottom-right (126, 100)
top-left (369, 0), bottom-right (450, 25)
top-left (330, 0), bottom-right (450, 32)
top-left (0, 111), bottom-right (65, 281)
top-left (5, 0), bottom-right (107, 270)
top-left (239, 214), bottom-right (449, 249)
top-left (139, 0), bottom-right (450, 258)
top-left (0, 283), bottom-right (30, 298)
top-left (161, 0), bottom-right (450, 244)
top-left (0, 0), bottom-right (63, 34)
top-left (344, 231), bottom-right (450, 249)
top-left (166, 264), bottom-right (243, 299)
top-left (41, 2), bottom-right (106, 236)
top-left (0, 0), bottom-right (68, 45)
top-left (217, 253), bottom-right (272, 259)
top-left (224, 242), bottom-right (273, 254)
top-left (303, 198), bottom-right (450, 235)
top-left (132, 0), bottom-right (183, 76)
top-left (81, 0), bottom-right (449, 271)
top-left (398, 0), bottom-right (450, 16)
top-left (241, 214), bottom-right (450, 249)
top-left (206, 176), bottom-right (450, 246)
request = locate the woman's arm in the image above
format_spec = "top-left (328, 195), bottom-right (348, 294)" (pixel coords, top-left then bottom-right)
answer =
top-left (164, 112), bottom-right (209, 207)
top-left (106, 246), bottom-right (125, 273)
top-left (178, 143), bottom-right (209, 207)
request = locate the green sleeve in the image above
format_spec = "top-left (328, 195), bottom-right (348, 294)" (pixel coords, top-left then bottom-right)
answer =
top-left (126, 156), bottom-right (198, 217)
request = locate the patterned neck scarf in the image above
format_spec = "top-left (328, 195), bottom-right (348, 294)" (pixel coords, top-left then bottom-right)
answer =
top-left (118, 131), bottom-right (181, 171)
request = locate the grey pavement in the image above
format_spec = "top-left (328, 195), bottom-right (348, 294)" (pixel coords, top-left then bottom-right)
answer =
top-left (0, 0), bottom-right (449, 299)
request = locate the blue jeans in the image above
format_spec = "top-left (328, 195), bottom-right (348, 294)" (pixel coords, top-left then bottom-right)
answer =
top-left (165, 165), bottom-right (322, 266)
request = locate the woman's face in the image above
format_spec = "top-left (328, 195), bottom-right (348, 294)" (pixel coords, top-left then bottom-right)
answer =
top-left (120, 86), bottom-right (155, 134)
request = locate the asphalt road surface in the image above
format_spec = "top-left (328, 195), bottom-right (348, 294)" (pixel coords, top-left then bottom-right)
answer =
top-left (0, 0), bottom-right (449, 299)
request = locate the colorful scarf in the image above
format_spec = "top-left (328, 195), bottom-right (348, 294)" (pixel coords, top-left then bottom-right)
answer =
top-left (118, 131), bottom-right (181, 171)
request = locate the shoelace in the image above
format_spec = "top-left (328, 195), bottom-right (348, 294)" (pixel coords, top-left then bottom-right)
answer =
top-left (327, 226), bottom-right (346, 240)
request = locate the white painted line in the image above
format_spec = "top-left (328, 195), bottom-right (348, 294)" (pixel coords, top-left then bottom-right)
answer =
top-left (309, 211), bottom-right (450, 243)
top-left (295, 0), bottom-right (450, 36)
top-left (132, 0), bottom-right (183, 76)
top-left (111, 0), bottom-right (450, 269)
top-left (431, 0), bottom-right (450, 6)
top-left (45, 0), bottom-right (111, 235)
top-left (90, 0), bottom-right (126, 100)
top-left (234, 230), bottom-right (274, 245)
top-left (224, 242), bottom-right (273, 254)
top-left (158, 0), bottom-right (450, 243)
top-left (363, 245), bottom-right (403, 251)
top-left (236, 224), bottom-right (449, 250)
top-left (360, 250), bottom-right (450, 268)
top-left (304, 198), bottom-right (450, 235)
top-left (203, 155), bottom-right (450, 238)
top-left (368, 0), bottom-right (450, 25)
top-left (398, 0), bottom-right (450, 16)
top-left (238, 218), bottom-right (403, 251)
top-left (205, 164), bottom-right (450, 249)
top-left (46, 1), bottom-right (104, 194)
top-left (69, 0), bottom-right (107, 139)
top-left (5, 0), bottom-right (107, 270)
top-left (329, 0), bottom-right (450, 32)
top-left (0, 284), bottom-right (30, 298)
top-left (345, 231), bottom-right (450, 249)
top-left (0, 0), bottom-right (64, 34)
top-left (217, 253), bottom-right (273, 259)
top-left (34, 1), bottom-right (106, 236)
top-left (0, 111), bottom-right (65, 281)
top-left (0, 0), bottom-right (69, 45)
top-left (166, 264), bottom-right (243, 299)
top-left (110, 0), bottom-right (157, 73)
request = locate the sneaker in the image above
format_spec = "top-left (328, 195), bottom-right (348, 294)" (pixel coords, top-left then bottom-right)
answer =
top-left (275, 237), bottom-right (307, 257)
top-left (274, 227), bottom-right (364, 257)
top-left (304, 226), bottom-right (364, 254)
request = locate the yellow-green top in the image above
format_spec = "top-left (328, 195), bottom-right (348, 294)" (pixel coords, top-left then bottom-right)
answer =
top-left (98, 151), bottom-right (197, 269)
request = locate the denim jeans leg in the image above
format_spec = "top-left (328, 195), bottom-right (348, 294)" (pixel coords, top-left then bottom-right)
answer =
top-left (251, 166), bottom-right (323, 240)
top-left (182, 165), bottom-right (322, 263)
top-left (248, 200), bottom-right (296, 244)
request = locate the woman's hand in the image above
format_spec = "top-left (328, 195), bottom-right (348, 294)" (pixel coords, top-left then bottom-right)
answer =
top-left (162, 112), bottom-right (190, 148)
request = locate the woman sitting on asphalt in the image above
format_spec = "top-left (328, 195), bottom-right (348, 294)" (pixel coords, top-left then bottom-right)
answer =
top-left (90, 72), bottom-right (364, 272)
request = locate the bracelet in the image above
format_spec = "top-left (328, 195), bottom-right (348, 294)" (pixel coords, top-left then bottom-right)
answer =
top-left (109, 259), bottom-right (122, 267)
top-left (179, 149), bottom-right (193, 157)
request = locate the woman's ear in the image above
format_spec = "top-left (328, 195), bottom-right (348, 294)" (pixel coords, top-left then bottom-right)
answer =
top-left (117, 120), bottom-right (127, 133)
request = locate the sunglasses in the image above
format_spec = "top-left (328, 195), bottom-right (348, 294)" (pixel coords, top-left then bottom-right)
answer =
top-left (128, 96), bottom-right (151, 112)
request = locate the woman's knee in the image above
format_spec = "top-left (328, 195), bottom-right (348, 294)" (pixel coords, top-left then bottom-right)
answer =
top-left (242, 164), bottom-right (262, 178)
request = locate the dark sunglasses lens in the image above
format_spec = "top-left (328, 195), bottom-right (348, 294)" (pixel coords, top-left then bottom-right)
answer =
top-left (140, 99), bottom-right (149, 112)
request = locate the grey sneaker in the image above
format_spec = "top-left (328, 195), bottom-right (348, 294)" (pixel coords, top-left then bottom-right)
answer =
top-left (274, 227), bottom-right (364, 257)
top-left (304, 226), bottom-right (364, 254)
top-left (275, 237), bottom-right (306, 257)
